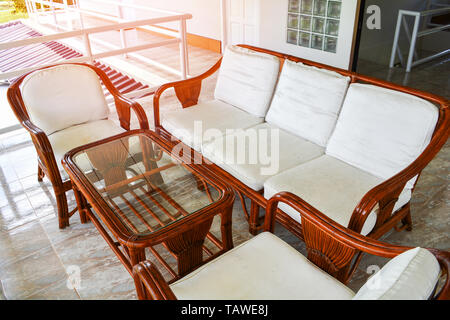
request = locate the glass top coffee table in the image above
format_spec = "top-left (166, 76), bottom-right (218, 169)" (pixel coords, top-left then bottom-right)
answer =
top-left (62, 130), bottom-right (235, 279)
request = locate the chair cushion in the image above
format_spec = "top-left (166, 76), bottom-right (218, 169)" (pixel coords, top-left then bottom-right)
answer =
top-left (170, 232), bottom-right (355, 300)
top-left (48, 119), bottom-right (126, 179)
top-left (20, 64), bottom-right (110, 135)
top-left (266, 60), bottom-right (350, 147)
top-left (214, 45), bottom-right (280, 118)
top-left (326, 83), bottom-right (439, 189)
top-left (353, 247), bottom-right (440, 300)
top-left (161, 99), bottom-right (264, 152)
top-left (202, 123), bottom-right (324, 191)
top-left (264, 155), bottom-right (412, 236)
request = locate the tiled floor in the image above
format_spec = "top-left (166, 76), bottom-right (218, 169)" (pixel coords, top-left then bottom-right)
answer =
top-left (0, 33), bottom-right (448, 299)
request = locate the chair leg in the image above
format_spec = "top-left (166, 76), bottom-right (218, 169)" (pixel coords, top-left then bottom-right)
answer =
top-left (249, 200), bottom-right (261, 236)
top-left (401, 206), bottom-right (413, 231)
top-left (37, 165), bottom-right (45, 182)
top-left (55, 190), bottom-right (70, 229)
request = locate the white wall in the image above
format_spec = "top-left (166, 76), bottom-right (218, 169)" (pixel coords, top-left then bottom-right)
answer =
top-left (258, 0), bottom-right (360, 70)
top-left (79, 0), bottom-right (222, 40)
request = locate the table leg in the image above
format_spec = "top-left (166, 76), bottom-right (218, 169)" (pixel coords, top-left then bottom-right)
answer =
top-left (73, 183), bottom-right (89, 224)
top-left (164, 218), bottom-right (213, 277)
top-left (220, 205), bottom-right (234, 251)
top-left (129, 247), bottom-right (146, 266)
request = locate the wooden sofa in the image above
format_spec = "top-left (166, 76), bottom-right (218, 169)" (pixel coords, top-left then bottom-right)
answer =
top-left (133, 192), bottom-right (450, 300)
top-left (153, 45), bottom-right (449, 240)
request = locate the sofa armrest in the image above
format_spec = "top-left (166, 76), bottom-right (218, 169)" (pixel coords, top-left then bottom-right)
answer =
top-left (266, 191), bottom-right (450, 297)
top-left (153, 58), bottom-right (222, 129)
top-left (349, 107), bottom-right (449, 233)
top-left (132, 261), bottom-right (177, 300)
top-left (91, 64), bottom-right (149, 130)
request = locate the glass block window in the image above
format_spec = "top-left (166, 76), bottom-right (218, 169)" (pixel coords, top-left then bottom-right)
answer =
top-left (287, 0), bottom-right (342, 53)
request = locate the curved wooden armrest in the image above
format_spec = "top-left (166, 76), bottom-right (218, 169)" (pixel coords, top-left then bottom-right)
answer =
top-left (132, 261), bottom-right (177, 300)
top-left (22, 119), bottom-right (64, 184)
top-left (6, 85), bottom-right (64, 185)
top-left (153, 58), bottom-right (223, 129)
top-left (266, 192), bottom-right (450, 299)
top-left (349, 108), bottom-right (449, 232)
top-left (266, 192), bottom-right (413, 256)
top-left (91, 65), bottom-right (149, 130)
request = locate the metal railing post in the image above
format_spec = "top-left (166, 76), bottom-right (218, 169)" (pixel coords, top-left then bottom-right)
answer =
top-left (51, 0), bottom-right (58, 28)
top-left (76, 0), bottom-right (85, 29)
top-left (25, 0), bottom-right (33, 18)
top-left (31, 0), bottom-right (39, 23)
top-left (83, 32), bottom-right (94, 64)
top-left (406, 13), bottom-right (421, 73)
top-left (117, 0), bottom-right (128, 58)
top-left (179, 18), bottom-right (188, 79)
top-left (63, 0), bottom-right (73, 30)
top-left (389, 11), bottom-right (403, 68)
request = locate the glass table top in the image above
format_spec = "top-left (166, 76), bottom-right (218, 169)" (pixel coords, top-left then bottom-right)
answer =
top-left (72, 133), bottom-right (221, 236)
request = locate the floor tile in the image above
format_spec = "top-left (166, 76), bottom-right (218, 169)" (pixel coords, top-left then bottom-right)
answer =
top-left (24, 278), bottom-right (80, 300)
top-left (0, 221), bottom-right (51, 267)
top-left (0, 246), bottom-right (68, 299)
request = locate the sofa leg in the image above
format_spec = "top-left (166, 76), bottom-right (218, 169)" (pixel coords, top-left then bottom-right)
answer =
top-left (402, 208), bottom-right (413, 231)
top-left (394, 204), bottom-right (413, 232)
top-left (37, 165), bottom-right (45, 182)
top-left (249, 201), bottom-right (261, 235)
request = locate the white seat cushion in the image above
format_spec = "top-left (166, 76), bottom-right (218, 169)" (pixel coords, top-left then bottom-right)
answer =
top-left (214, 45), bottom-right (280, 117)
top-left (170, 232), bottom-right (355, 300)
top-left (161, 99), bottom-right (264, 152)
top-left (354, 247), bottom-right (440, 300)
top-left (266, 60), bottom-right (350, 147)
top-left (20, 64), bottom-right (109, 135)
top-left (48, 119), bottom-right (126, 179)
top-left (202, 123), bottom-right (324, 191)
top-left (264, 155), bottom-right (411, 236)
top-left (326, 83), bottom-right (439, 189)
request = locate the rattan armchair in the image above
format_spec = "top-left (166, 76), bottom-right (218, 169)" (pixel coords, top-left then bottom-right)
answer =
top-left (7, 63), bottom-right (149, 229)
top-left (133, 192), bottom-right (449, 300)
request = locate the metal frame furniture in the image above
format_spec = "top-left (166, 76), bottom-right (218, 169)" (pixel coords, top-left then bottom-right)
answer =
top-left (132, 191), bottom-right (450, 300)
top-left (153, 44), bottom-right (449, 241)
top-left (62, 130), bottom-right (235, 278)
top-left (389, 6), bottom-right (450, 72)
top-left (7, 63), bottom-right (149, 229)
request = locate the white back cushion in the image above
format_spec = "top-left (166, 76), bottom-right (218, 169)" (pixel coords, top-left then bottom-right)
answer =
top-left (266, 60), bottom-right (350, 147)
top-left (354, 247), bottom-right (440, 300)
top-left (326, 83), bottom-right (438, 188)
top-left (20, 64), bottom-right (109, 135)
top-left (214, 45), bottom-right (280, 118)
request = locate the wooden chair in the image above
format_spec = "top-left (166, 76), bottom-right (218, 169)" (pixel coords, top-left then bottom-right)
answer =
top-left (7, 63), bottom-right (149, 229)
top-left (132, 192), bottom-right (449, 300)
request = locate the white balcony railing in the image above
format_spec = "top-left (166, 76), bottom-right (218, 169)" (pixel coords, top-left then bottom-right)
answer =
top-left (1, 0), bottom-right (192, 98)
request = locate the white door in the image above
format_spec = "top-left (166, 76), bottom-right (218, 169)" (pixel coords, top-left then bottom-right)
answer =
top-left (226, 0), bottom-right (260, 46)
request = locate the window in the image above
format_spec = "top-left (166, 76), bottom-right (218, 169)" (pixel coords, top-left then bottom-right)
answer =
top-left (287, 0), bottom-right (342, 53)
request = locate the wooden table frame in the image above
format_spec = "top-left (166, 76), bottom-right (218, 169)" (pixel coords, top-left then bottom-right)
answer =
top-left (62, 130), bottom-right (235, 281)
